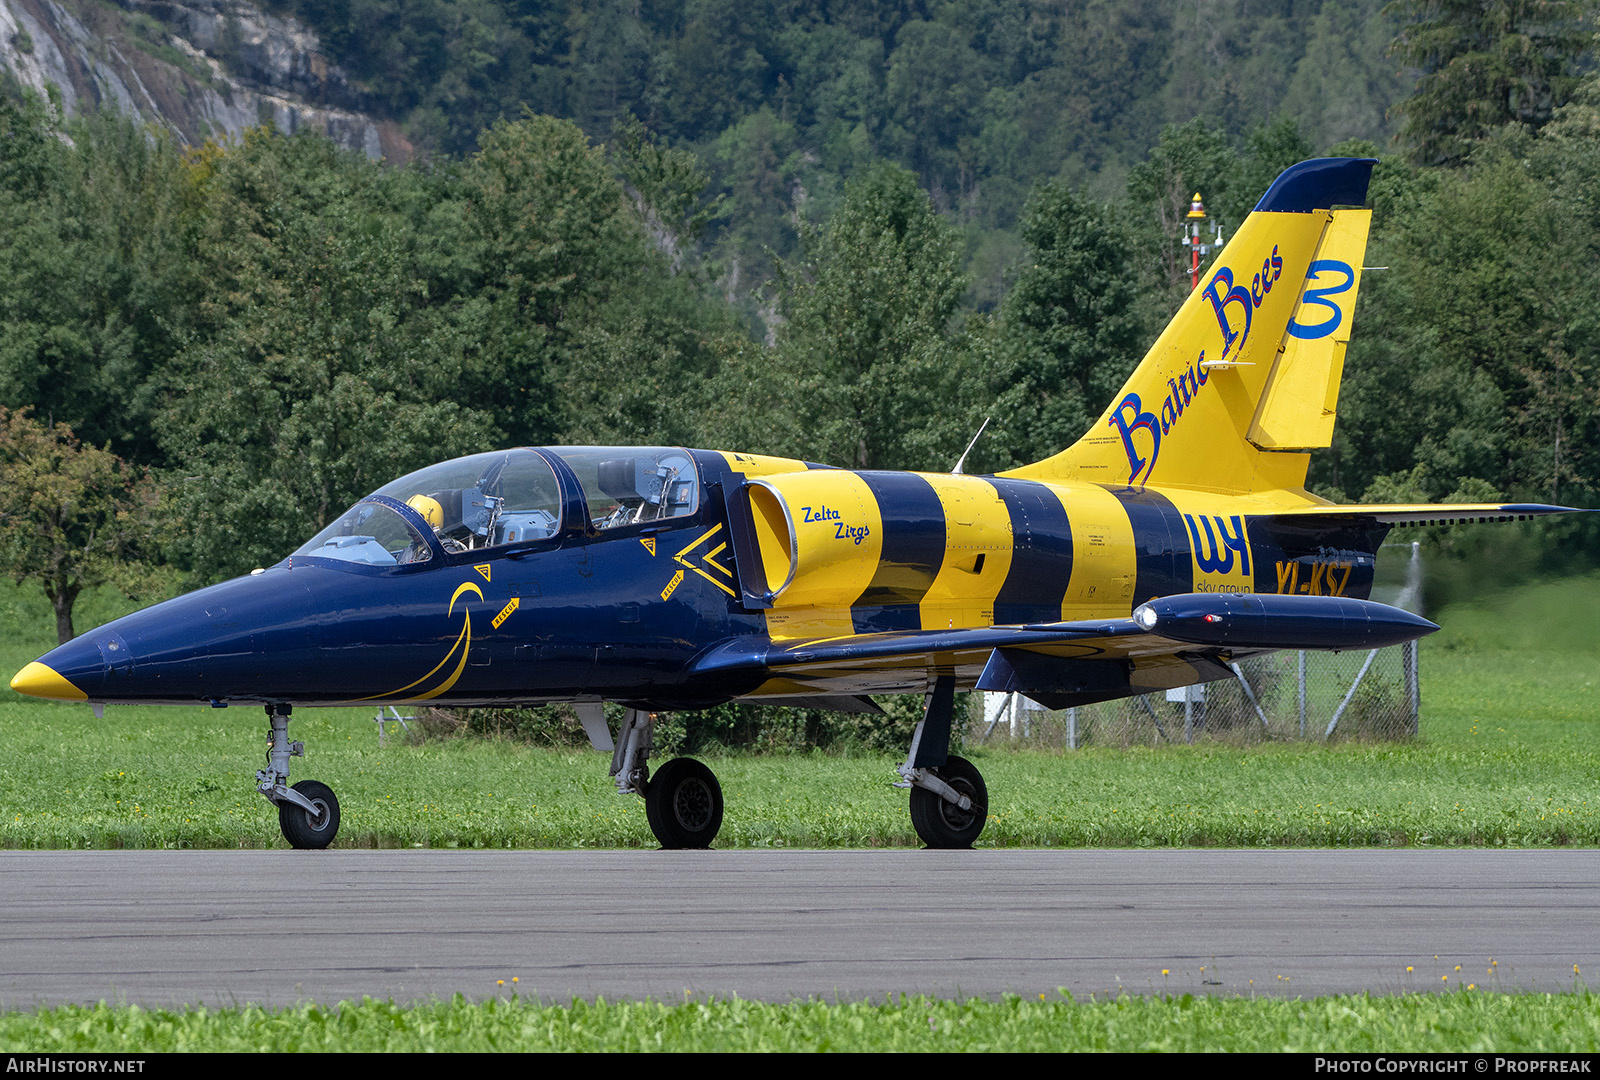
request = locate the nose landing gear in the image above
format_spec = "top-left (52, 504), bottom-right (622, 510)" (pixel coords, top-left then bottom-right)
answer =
top-left (258, 704), bottom-right (342, 849)
top-left (278, 779), bottom-right (341, 849)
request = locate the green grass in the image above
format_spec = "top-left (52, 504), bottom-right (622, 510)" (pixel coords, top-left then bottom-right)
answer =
top-left (1, 990), bottom-right (1596, 1051)
top-left (1422, 574), bottom-right (1600, 754)
top-left (1, 574), bottom-right (1598, 850)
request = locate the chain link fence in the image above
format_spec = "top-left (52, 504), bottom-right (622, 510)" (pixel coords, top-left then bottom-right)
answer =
top-left (976, 642), bottom-right (1419, 748)
top-left (976, 542), bottom-right (1426, 748)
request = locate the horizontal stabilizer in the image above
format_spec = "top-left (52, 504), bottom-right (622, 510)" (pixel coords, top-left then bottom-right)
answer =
top-left (1268, 502), bottom-right (1586, 527)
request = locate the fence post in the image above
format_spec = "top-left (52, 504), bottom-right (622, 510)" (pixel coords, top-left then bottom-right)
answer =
top-left (1325, 648), bottom-right (1379, 739)
top-left (1404, 639), bottom-right (1420, 735)
top-left (1404, 539), bottom-right (1423, 736)
top-left (1230, 661), bottom-right (1270, 728)
top-left (1298, 651), bottom-right (1307, 738)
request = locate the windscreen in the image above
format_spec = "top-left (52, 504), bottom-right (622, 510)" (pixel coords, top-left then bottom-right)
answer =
top-left (293, 449), bottom-right (562, 561)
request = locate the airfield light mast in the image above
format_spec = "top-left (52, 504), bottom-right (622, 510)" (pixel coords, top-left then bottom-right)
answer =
top-left (1182, 192), bottom-right (1221, 291)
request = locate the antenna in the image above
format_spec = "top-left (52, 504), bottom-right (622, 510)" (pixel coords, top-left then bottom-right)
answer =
top-left (952, 417), bottom-right (991, 475)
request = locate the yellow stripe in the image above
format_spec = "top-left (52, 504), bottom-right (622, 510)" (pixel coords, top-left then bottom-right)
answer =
top-left (1058, 482), bottom-right (1138, 618)
top-left (1163, 490), bottom-right (1257, 595)
top-left (917, 473), bottom-right (1013, 631)
top-left (688, 564), bottom-right (738, 597)
top-left (749, 471), bottom-right (884, 638)
top-left (702, 541), bottom-right (733, 576)
top-left (675, 522), bottom-right (724, 559)
top-left (354, 617), bottom-right (469, 702)
top-left (718, 451), bottom-right (809, 478)
top-left (415, 614), bottom-right (475, 700)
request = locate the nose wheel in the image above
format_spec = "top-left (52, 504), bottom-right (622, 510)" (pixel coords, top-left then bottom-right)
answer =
top-left (258, 704), bottom-right (343, 849)
top-left (278, 779), bottom-right (341, 849)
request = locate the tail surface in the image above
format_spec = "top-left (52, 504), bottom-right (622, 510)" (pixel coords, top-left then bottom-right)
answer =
top-left (1004, 158), bottom-right (1377, 498)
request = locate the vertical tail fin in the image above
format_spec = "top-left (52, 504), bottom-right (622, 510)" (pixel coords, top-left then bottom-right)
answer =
top-left (1004, 158), bottom-right (1377, 496)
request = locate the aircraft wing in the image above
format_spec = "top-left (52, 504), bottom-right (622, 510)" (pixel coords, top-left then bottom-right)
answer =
top-left (690, 593), bottom-right (1437, 708)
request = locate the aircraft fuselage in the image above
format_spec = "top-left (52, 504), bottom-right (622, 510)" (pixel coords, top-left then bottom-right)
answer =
top-left (25, 448), bottom-right (1390, 711)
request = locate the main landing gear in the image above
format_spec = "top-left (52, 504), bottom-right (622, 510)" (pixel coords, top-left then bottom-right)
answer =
top-left (597, 681), bottom-right (987, 849)
top-left (594, 687), bottom-right (987, 850)
top-left (608, 709), bottom-right (725, 849)
top-left (259, 704), bottom-right (341, 849)
top-left (896, 675), bottom-right (989, 848)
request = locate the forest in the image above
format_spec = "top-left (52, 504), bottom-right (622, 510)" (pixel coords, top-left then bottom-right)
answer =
top-left (0, 0), bottom-right (1596, 645)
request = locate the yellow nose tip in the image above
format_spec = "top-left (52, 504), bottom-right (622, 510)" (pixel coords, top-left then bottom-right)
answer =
top-left (10, 662), bottom-right (87, 701)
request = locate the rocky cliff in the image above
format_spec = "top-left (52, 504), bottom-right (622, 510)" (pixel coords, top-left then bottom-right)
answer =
top-left (0, 0), bottom-right (407, 159)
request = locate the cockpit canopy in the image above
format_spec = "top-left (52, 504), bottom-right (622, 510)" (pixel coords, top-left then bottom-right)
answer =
top-left (294, 447), bottom-right (700, 566)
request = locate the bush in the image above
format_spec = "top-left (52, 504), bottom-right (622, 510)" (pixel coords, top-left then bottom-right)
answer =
top-left (411, 693), bottom-right (971, 756)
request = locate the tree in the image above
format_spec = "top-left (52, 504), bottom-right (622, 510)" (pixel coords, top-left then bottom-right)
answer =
top-left (990, 181), bottom-right (1145, 466)
top-left (775, 162), bottom-right (977, 471)
top-left (611, 112), bottom-right (725, 273)
top-left (0, 409), bottom-right (148, 644)
top-left (883, 19), bottom-right (986, 204)
top-left (1523, 74), bottom-right (1600, 507)
top-left (1125, 119), bottom-right (1236, 304)
top-left (1282, 0), bottom-right (1408, 150)
top-left (462, 113), bottom-right (647, 445)
top-left (155, 128), bottom-right (498, 579)
top-left (1387, 0), bottom-right (1593, 165)
top-left (0, 98), bottom-right (197, 466)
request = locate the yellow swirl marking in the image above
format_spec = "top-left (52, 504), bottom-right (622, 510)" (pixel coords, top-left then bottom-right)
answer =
top-left (356, 581), bottom-right (483, 702)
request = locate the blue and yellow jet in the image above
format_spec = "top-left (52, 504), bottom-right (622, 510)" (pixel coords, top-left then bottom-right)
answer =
top-left (10, 158), bottom-right (1581, 850)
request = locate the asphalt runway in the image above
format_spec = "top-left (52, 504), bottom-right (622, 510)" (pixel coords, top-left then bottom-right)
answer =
top-left (0, 849), bottom-right (1594, 1009)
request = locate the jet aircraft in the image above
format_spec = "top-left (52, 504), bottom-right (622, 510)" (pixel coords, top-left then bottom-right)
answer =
top-left (11, 158), bottom-right (1582, 850)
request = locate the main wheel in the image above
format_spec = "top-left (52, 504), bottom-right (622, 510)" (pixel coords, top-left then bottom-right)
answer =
top-left (279, 780), bottom-right (341, 850)
top-left (909, 755), bottom-right (987, 849)
top-left (644, 757), bottom-right (724, 849)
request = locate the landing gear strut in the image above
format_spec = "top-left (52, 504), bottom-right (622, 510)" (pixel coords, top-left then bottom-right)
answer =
top-left (897, 676), bottom-right (988, 848)
top-left (609, 709), bottom-right (725, 849)
top-left (258, 704), bottom-right (341, 849)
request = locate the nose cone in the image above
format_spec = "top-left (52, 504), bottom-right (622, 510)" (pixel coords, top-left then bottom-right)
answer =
top-left (10, 661), bottom-right (88, 701)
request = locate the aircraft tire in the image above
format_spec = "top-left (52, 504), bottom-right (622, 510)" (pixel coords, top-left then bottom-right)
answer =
top-left (909, 756), bottom-right (987, 849)
top-left (279, 780), bottom-right (341, 850)
top-left (644, 757), bottom-right (723, 849)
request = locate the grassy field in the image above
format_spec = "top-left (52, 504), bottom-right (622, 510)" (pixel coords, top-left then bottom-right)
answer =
top-left (0, 574), bottom-right (1596, 851)
top-left (4, 990), bottom-right (1598, 1052)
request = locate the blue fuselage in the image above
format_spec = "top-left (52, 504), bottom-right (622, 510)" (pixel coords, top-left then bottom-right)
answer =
top-left (35, 451), bottom-right (769, 709)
